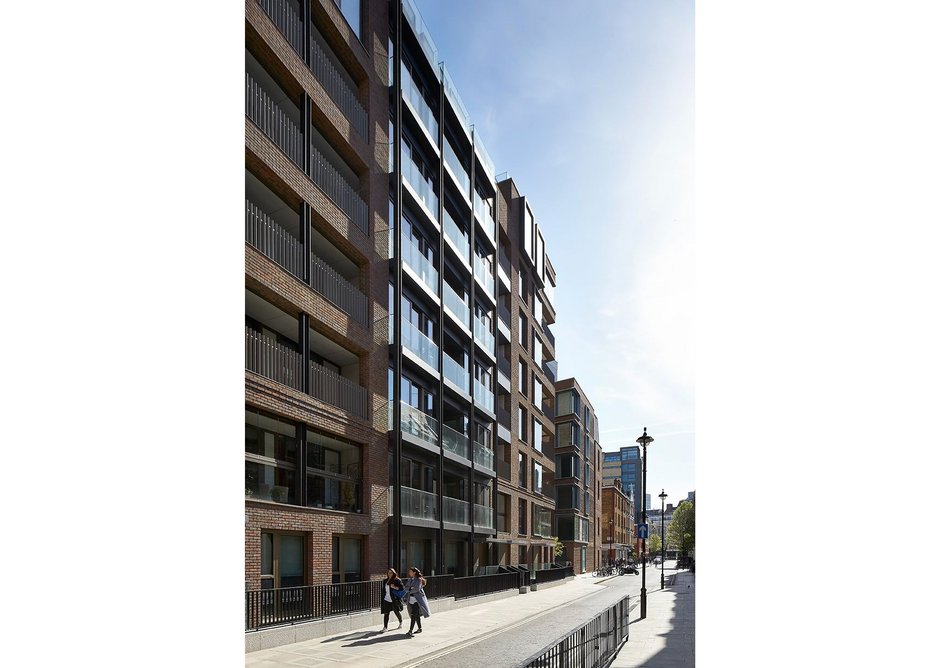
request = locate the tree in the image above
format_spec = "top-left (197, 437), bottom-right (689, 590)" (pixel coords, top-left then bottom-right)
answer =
top-left (667, 500), bottom-right (695, 556)
top-left (553, 535), bottom-right (564, 559)
top-left (647, 533), bottom-right (662, 556)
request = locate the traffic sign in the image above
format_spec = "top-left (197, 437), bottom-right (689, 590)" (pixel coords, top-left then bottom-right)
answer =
top-left (637, 523), bottom-right (648, 539)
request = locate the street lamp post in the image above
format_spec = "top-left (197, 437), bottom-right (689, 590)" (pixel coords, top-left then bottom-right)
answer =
top-left (637, 427), bottom-right (654, 619)
top-left (659, 489), bottom-right (668, 589)
top-left (608, 517), bottom-right (614, 569)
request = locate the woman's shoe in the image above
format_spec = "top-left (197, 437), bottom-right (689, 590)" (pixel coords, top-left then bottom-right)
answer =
top-left (414, 629), bottom-right (422, 634)
top-left (380, 627), bottom-right (387, 633)
top-left (406, 631), bottom-right (413, 637)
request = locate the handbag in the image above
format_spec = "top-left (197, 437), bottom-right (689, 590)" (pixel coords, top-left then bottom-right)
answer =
top-left (392, 587), bottom-right (406, 599)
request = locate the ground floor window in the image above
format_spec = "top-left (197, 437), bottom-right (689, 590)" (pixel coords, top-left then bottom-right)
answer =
top-left (261, 531), bottom-right (305, 589)
top-left (332, 536), bottom-right (362, 583)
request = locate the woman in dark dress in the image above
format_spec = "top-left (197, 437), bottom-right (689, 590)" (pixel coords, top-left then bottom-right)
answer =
top-left (379, 568), bottom-right (404, 632)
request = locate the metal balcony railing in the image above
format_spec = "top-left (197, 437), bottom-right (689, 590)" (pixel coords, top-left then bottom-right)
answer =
top-left (309, 33), bottom-right (368, 139)
top-left (401, 151), bottom-right (438, 219)
top-left (443, 496), bottom-right (469, 525)
top-left (246, 72), bottom-right (303, 168)
top-left (309, 143), bottom-right (368, 235)
top-left (309, 360), bottom-right (367, 418)
top-left (400, 486), bottom-right (437, 521)
top-left (309, 251), bottom-right (368, 325)
top-left (441, 424), bottom-right (469, 459)
top-left (257, 0), bottom-right (304, 60)
top-left (245, 327), bottom-right (303, 391)
top-left (474, 190), bottom-right (495, 241)
top-left (245, 199), bottom-right (304, 279)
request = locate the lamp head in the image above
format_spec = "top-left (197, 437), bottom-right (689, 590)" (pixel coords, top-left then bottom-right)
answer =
top-left (659, 488), bottom-right (668, 501)
top-left (636, 427), bottom-right (654, 447)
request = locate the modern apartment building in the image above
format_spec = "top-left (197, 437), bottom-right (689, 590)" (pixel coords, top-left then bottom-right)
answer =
top-left (601, 479), bottom-right (635, 564)
top-left (602, 445), bottom-right (644, 525)
top-left (554, 378), bottom-right (603, 573)
top-left (244, 0), bottom-right (391, 588)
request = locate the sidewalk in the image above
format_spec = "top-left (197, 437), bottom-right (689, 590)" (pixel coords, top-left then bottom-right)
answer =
top-left (610, 571), bottom-right (695, 668)
top-left (245, 573), bottom-right (608, 668)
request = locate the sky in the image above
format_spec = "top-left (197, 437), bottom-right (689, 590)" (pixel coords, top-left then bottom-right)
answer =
top-left (415, 0), bottom-right (696, 504)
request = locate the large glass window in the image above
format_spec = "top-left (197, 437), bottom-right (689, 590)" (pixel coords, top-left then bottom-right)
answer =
top-left (261, 531), bottom-right (305, 589)
top-left (497, 492), bottom-right (510, 532)
top-left (332, 535), bottom-right (362, 583)
top-left (245, 408), bottom-right (299, 504)
top-left (306, 429), bottom-right (362, 512)
top-left (518, 406), bottom-right (528, 442)
top-left (523, 203), bottom-right (534, 261)
top-left (518, 453), bottom-right (528, 489)
top-left (533, 377), bottom-right (542, 411)
top-left (556, 485), bottom-right (580, 509)
top-left (557, 421), bottom-right (580, 448)
top-left (557, 453), bottom-right (580, 479)
top-left (533, 461), bottom-right (543, 494)
top-left (532, 419), bottom-right (543, 453)
top-left (336, 0), bottom-right (361, 39)
top-left (518, 498), bottom-right (528, 535)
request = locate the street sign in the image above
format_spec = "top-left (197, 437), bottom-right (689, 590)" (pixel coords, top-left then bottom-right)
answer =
top-left (637, 523), bottom-right (648, 539)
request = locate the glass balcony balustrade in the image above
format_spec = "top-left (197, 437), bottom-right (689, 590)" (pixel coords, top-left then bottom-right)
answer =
top-left (401, 486), bottom-right (437, 521)
top-left (441, 424), bottom-right (470, 460)
top-left (400, 234), bottom-right (438, 295)
top-left (474, 380), bottom-right (494, 413)
top-left (443, 136), bottom-right (470, 198)
top-left (443, 283), bottom-right (470, 328)
top-left (474, 504), bottom-right (494, 529)
top-left (401, 65), bottom-right (439, 144)
top-left (474, 258), bottom-right (495, 296)
top-left (473, 441), bottom-right (494, 471)
top-left (473, 318), bottom-right (495, 356)
top-left (399, 402), bottom-right (438, 446)
top-left (401, 151), bottom-right (439, 220)
top-left (443, 496), bottom-right (469, 525)
top-left (443, 210), bottom-right (471, 263)
top-left (442, 352), bottom-right (470, 394)
top-left (401, 319), bottom-right (439, 370)
top-left (474, 190), bottom-right (495, 242)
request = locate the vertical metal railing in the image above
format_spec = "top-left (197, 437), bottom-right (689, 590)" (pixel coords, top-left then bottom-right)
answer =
top-left (308, 33), bottom-right (368, 138)
top-left (522, 595), bottom-right (629, 668)
top-left (245, 199), bottom-right (304, 279)
top-left (309, 143), bottom-right (369, 235)
top-left (309, 360), bottom-right (368, 418)
top-left (245, 72), bottom-right (304, 168)
top-left (257, 0), bottom-right (305, 59)
top-left (245, 327), bottom-right (303, 391)
top-left (309, 251), bottom-right (368, 325)
top-left (245, 579), bottom-right (384, 630)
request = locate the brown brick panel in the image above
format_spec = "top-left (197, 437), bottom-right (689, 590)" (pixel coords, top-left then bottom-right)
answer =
top-left (246, 121), bottom-right (372, 263)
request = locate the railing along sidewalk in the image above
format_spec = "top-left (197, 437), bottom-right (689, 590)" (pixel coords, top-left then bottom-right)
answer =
top-left (246, 579), bottom-right (382, 630)
top-left (522, 594), bottom-right (630, 668)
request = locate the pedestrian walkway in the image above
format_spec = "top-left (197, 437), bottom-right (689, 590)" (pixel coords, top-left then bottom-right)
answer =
top-left (610, 571), bottom-right (695, 668)
top-left (246, 573), bottom-right (609, 668)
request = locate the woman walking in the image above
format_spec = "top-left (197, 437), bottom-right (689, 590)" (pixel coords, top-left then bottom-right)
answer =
top-left (403, 566), bottom-right (431, 637)
top-left (379, 568), bottom-right (405, 632)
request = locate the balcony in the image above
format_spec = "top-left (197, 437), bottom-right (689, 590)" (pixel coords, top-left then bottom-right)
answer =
top-left (474, 260), bottom-right (495, 298)
top-left (401, 151), bottom-right (439, 222)
top-left (443, 210), bottom-right (471, 265)
top-left (443, 496), bottom-right (469, 525)
top-left (309, 143), bottom-right (368, 235)
top-left (401, 63), bottom-right (439, 148)
top-left (542, 324), bottom-right (556, 350)
top-left (309, 360), bottom-right (367, 418)
top-left (474, 381), bottom-right (494, 413)
top-left (473, 442), bottom-right (494, 472)
top-left (399, 402), bottom-right (438, 447)
top-left (245, 327), bottom-right (303, 391)
top-left (475, 504), bottom-right (494, 530)
top-left (401, 486), bottom-right (437, 521)
top-left (245, 199), bottom-right (304, 279)
top-left (473, 319), bottom-right (495, 357)
top-left (246, 72), bottom-right (303, 168)
top-left (443, 353), bottom-right (470, 394)
top-left (401, 319), bottom-right (439, 371)
top-left (401, 235), bottom-right (438, 296)
top-left (309, 31), bottom-right (368, 139)
top-left (442, 283), bottom-right (470, 328)
top-left (443, 136), bottom-right (470, 201)
top-left (473, 191), bottom-right (495, 243)
top-left (441, 424), bottom-right (470, 460)
top-left (543, 359), bottom-right (558, 385)
top-left (310, 251), bottom-right (368, 325)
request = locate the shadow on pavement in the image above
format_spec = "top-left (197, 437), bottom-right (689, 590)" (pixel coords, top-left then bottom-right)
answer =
top-left (322, 629), bottom-right (383, 643)
top-left (342, 633), bottom-right (414, 648)
top-left (622, 571), bottom-right (695, 667)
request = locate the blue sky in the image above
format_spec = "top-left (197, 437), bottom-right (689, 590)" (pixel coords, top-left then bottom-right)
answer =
top-left (415, 0), bottom-right (695, 504)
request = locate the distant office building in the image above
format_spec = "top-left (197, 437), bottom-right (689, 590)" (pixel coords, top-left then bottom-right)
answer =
top-left (601, 445), bottom-right (643, 525)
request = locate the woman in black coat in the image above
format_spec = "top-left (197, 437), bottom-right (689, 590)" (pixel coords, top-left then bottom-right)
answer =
top-left (379, 568), bottom-right (405, 632)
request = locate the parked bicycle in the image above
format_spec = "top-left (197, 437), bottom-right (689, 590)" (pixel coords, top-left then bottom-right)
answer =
top-left (592, 564), bottom-right (615, 577)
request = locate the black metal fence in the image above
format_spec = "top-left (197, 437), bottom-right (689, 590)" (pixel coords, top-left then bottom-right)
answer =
top-left (422, 574), bottom-right (454, 600)
top-left (452, 571), bottom-right (519, 600)
top-left (246, 579), bottom-right (383, 630)
top-left (534, 565), bottom-right (574, 584)
top-left (522, 595), bottom-right (630, 668)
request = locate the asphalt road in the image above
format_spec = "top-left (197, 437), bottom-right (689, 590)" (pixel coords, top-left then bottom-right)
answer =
top-left (409, 562), bottom-right (678, 668)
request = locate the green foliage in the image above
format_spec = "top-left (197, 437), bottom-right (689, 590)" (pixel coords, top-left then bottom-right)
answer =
top-left (647, 533), bottom-right (662, 555)
top-left (667, 501), bottom-right (695, 555)
top-left (553, 535), bottom-right (564, 558)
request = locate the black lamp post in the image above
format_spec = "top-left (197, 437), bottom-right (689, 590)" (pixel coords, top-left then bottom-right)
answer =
top-left (659, 489), bottom-right (668, 589)
top-left (608, 517), bottom-right (614, 569)
top-left (637, 427), bottom-right (653, 619)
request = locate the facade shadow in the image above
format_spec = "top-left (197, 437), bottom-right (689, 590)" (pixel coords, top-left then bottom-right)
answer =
top-left (628, 573), bottom-right (695, 667)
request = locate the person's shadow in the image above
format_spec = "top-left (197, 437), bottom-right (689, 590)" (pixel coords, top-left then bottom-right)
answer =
top-left (342, 633), bottom-right (412, 647)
